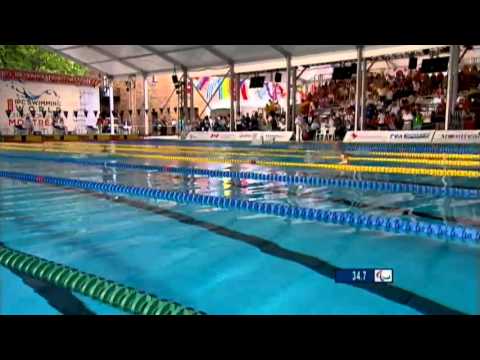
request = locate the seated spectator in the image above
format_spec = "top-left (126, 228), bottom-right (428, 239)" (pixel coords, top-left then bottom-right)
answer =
top-left (200, 116), bottom-right (210, 131)
top-left (250, 113), bottom-right (259, 131)
top-left (413, 110), bottom-right (424, 130)
top-left (245, 113), bottom-right (252, 130)
top-left (212, 116), bottom-right (219, 131)
top-left (305, 120), bottom-right (320, 140)
top-left (385, 113), bottom-right (397, 130)
top-left (238, 114), bottom-right (246, 131)
top-left (377, 110), bottom-right (386, 129)
top-left (96, 116), bottom-right (104, 133)
top-left (394, 113), bottom-right (404, 130)
top-left (344, 106), bottom-right (354, 130)
top-left (401, 106), bottom-right (414, 130)
top-left (153, 118), bottom-right (162, 134)
top-left (218, 116), bottom-right (226, 131)
top-left (278, 114), bottom-right (286, 130)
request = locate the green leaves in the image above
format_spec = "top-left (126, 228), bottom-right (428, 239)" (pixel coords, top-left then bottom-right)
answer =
top-left (0, 45), bottom-right (88, 76)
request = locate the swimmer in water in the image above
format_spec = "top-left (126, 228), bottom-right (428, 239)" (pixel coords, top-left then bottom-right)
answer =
top-left (340, 154), bottom-right (349, 165)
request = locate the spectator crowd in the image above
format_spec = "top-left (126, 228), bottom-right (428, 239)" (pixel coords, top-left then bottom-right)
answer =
top-left (296, 64), bottom-right (480, 140)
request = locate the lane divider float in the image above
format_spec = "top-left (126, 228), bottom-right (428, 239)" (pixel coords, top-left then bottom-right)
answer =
top-left (0, 244), bottom-right (205, 315)
top-left (365, 151), bottom-right (480, 160)
top-left (344, 144), bottom-right (480, 154)
top-left (346, 156), bottom-right (480, 168)
top-left (1, 153), bottom-right (479, 199)
top-left (6, 143), bottom-right (478, 167)
top-left (2, 141), bottom-right (311, 155)
top-left (1, 146), bottom-right (479, 178)
top-left (1, 170), bottom-right (479, 247)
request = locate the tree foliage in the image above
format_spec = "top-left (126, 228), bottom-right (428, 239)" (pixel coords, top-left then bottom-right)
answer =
top-left (0, 45), bottom-right (88, 76)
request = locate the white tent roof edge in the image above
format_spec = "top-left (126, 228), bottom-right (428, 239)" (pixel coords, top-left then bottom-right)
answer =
top-left (42, 45), bottom-right (447, 79)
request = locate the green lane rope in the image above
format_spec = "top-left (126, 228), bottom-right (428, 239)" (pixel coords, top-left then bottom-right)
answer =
top-left (0, 244), bottom-right (205, 315)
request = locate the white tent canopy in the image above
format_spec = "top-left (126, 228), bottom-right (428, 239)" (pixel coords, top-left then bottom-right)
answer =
top-left (43, 45), bottom-right (444, 78)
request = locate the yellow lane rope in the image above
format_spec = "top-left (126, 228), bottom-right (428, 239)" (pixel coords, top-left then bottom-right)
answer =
top-left (347, 156), bottom-right (480, 168)
top-left (0, 142), bottom-right (337, 159)
top-left (3, 142), bottom-right (477, 161)
top-left (86, 145), bottom-right (311, 159)
top-left (367, 151), bottom-right (480, 160)
top-left (1, 144), bottom-right (479, 178)
top-left (31, 143), bottom-right (480, 167)
top-left (40, 141), bottom-right (311, 154)
top-left (2, 143), bottom-right (478, 166)
top-left (11, 143), bottom-right (478, 167)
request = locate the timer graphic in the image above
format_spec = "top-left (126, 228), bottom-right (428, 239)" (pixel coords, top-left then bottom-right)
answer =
top-left (335, 269), bottom-right (394, 284)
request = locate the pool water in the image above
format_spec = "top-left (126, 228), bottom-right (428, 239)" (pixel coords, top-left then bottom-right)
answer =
top-left (0, 141), bottom-right (479, 315)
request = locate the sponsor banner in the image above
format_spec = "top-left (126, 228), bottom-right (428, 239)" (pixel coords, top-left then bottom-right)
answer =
top-left (343, 131), bottom-right (435, 143)
top-left (344, 130), bottom-right (480, 144)
top-left (387, 131), bottom-right (435, 143)
top-left (343, 131), bottom-right (389, 143)
top-left (433, 130), bottom-right (480, 144)
top-left (186, 131), bottom-right (293, 142)
top-left (1, 79), bottom-right (100, 135)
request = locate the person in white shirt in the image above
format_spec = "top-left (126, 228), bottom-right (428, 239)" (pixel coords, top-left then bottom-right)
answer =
top-left (328, 116), bottom-right (335, 127)
top-left (378, 111), bottom-right (385, 126)
top-left (295, 114), bottom-right (304, 128)
top-left (295, 114), bottom-right (306, 142)
top-left (390, 103), bottom-right (400, 116)
top-left (401, 107), bottom-right (414, 130)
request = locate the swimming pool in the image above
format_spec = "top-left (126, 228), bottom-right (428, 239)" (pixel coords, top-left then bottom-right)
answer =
top-left (0, 140), bottom-right (479, 315)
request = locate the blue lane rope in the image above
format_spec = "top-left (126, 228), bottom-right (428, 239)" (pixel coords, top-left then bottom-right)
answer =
top-left (343, 143), bottom-right (480, 154)
top-left (1, 153), bottom-right (479, 199)
top-left (1, 170), bottom-right (479, 247)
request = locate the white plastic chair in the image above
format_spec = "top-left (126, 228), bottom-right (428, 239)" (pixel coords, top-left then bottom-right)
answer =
top-left (320, 124), bottom-right (328, 141)
top-left (328, 126), bottom-right (336, 141)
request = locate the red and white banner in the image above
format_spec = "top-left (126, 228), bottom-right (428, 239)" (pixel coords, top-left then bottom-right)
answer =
top-left (344, 130), bottom-right (435, 144)
top-left (344, 130), bottom-right (480, 144)
top-left (0, 69), bottom-right (100, 87)
top-left (186, 131), bottom-right (294, 142)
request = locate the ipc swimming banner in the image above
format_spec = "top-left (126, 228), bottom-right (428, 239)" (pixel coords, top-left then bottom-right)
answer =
top-left (0, 78), bottom-right (100, 135)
